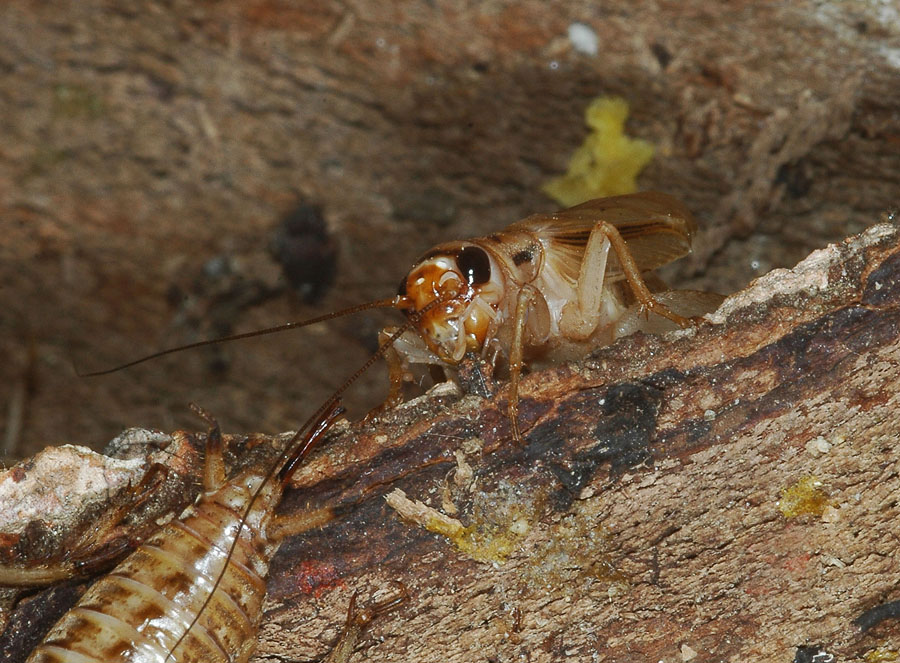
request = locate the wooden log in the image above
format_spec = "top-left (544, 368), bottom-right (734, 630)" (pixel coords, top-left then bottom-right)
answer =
top-left (2, 219), bottom-right (900, 661)
top-left (4, 0), bottom-right (900, 464)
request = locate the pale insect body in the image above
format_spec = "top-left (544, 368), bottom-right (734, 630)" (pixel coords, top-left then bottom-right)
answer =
top-left (394, 191), bottom-right (701, 365)
top-left (390, 191), bottom-right (723, 437)
top-left (18, 403), bottom-right (344, 663)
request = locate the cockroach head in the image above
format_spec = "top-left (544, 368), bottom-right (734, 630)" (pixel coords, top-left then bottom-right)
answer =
top-left (399, 242), bottom-right (505, 364)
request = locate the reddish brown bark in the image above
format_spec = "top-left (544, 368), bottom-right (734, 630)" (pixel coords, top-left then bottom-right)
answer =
top-left (2, 220), bottom-right (900, 661)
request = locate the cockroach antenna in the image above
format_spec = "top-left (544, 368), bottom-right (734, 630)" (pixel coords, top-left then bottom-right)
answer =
top-left (76, 296), bottom-right (407, 377)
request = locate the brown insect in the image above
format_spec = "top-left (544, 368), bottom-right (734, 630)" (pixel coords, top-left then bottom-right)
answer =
top-left (3, 401), bottom-right (402, 663)
top-left (323, 585), bottom-right (410, 663)
top-left (84, 191), bottom-right (721, 441)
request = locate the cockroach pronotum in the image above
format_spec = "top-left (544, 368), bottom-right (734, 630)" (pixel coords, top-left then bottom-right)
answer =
top-left (83, 191), bottom-right (722, 441)
top-left (3, 400), bottom-right (404, 663)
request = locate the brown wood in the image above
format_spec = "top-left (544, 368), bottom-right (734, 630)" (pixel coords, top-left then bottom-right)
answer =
top-left (2, 220), bottom-right (900, 661)
top-left (2, 0), bottom-right (899, 464)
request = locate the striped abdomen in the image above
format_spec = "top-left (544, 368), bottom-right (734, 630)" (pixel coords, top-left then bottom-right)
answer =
top-left (28, 477), bottom-right (278, 663)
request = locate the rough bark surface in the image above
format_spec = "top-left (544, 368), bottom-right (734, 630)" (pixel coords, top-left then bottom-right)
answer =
top-left (2, 0), bottom-right (899, 461)
top-left (2, 220), bottom-right (900, 661)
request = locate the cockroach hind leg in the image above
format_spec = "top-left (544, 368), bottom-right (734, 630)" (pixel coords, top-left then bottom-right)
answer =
top-left (0, 531), bottom-right (138, 587)
top-left (614, 290), bottom-right (724, 339)
top-left (69, 461), bottom-right (170, 576)
top-left (0, 461), bottom-right (170, 587)
top-left (323, 583), bottom-right (409, 663)
top-left (598, 221), bottom-right (693, 328)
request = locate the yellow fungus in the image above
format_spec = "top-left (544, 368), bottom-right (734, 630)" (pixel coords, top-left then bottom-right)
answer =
top-left (777, 475), bottom-right (831, 518)
top-left (865, 647), bottom-right (899, 662)
top-left (543, 96), bottom-right (655, 207)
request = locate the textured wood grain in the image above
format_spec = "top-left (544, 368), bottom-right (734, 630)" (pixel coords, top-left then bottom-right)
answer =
top-left (2, 0), bottom-right (899, 462)
top-left (3, 220), bottom-right (900, 662)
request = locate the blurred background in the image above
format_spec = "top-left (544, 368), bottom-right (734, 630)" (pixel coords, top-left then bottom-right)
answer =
top-left (1, 0), bottom-right (898, 460)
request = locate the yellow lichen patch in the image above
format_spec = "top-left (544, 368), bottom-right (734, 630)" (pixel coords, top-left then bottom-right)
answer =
top-left (542, 96), bottom-right (655, 207)
top-left (777, 475), bottom-right (831, 518)
top-left (865, 647), bottom-right (899, 662)
top-left (386, 481), bottom-right (545, 565)
top-left (442, 480), bottom-right (544, 564)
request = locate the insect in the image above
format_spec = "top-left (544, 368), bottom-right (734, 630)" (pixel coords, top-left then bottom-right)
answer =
top-left (7, 400), bottom-right (360, 663)
top-left (323, 585), bottom-right (409, 663)
top-left (84, 191), bottom-right (722, 441)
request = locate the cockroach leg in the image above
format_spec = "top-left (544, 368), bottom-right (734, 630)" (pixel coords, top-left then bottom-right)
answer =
top-left (68, 460), bottom-right (171, 575)
top-left (323, 583), bottom-right (409, 663)
top-left (69, 536), bottom-right (136, 576)
top-left (189, 402), bottom-right (226, 491)
top-left (267, 505), bottom-right (337, 541)
top-left (0, 462), bottom-right (170, 587)
top-left (599, 221), bottom-right (692, 328)
top-left (0, 558), bottom-right (79, 587)
top-left (348, 582), bottom-right (409, 627)
top-left (559, 218), bottom-right (613, 340)
top-left (115, 460), bottom-right (170, 513)
top-left (378, 327), bottom-right (410, 409)
top-left (507, 285), bottom-right (539, 444)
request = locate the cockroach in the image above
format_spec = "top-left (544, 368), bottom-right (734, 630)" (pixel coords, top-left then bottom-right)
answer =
top-left (83, 191), bottom-right (722, 441)
top-left (6, 400), bottom-right (387, 663)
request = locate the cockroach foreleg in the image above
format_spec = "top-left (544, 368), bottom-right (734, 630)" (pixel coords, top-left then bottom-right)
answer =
top-left (266, 505), bottom-right (337, 541)
top-left (598, 221), bottom-right (692, 327)
top-left (507, 285), bottom-right (540, 444)
top-left (323, 584), bottom-right (409, 663)
top-left (379, 327), bottom-right (411, 410)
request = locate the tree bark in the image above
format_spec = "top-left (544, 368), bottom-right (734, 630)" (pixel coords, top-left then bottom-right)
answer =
top-left (2, 219), bottom-right (900, 661)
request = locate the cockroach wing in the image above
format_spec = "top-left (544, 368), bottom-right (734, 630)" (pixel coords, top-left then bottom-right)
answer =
top-left (511, 191), bottom-right (697, 284)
